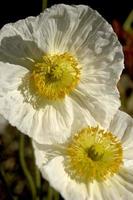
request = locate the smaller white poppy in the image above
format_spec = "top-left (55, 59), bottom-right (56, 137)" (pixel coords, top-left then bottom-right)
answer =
top-left (34, 110), bottom-right (133, 200)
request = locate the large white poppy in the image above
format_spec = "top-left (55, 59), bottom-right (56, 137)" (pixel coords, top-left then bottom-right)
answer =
top-left (0, 4), bottom-right (124, 144)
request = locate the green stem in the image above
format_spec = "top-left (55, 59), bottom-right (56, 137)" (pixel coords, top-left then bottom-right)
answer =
top-left (35, 167), bottom-right (41, 200)
top-left (31, 140), bottom-right (41, 200)
top-left (47, 186), bottom-right (53, 200)
top-left (123, 10), bottom-right (133, 34)
top-left (54, 191), bottom-right (60, 200)
top-left (42, 0), bottom-right (48, 11)
top-left (19, 134), bottom-right (36, 200)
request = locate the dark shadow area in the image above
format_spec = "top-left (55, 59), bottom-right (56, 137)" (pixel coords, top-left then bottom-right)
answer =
top-left (0, 35), bottom-right (44, 68)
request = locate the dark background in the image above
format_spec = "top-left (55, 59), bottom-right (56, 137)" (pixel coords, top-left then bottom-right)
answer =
top-left (0, 0), bottom-right (132, 28)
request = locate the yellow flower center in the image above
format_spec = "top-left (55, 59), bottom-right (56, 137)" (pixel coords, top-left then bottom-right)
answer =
top-left (19, 52), bottom-right (80, 108)
top-left (65, 126), bottom-right (123, 183)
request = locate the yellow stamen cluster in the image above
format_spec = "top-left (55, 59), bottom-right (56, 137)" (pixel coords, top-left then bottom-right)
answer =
top-left (19, 52), bottom-right (80, 107)
top-left (64, 126), bottom-right (123, 183)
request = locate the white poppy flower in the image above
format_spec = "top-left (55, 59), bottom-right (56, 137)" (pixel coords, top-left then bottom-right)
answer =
top-left (33, 110), bottom-right (133, 200)
top-left (0, 4), bottom-right (124, 144)
top-left (0, 114), bottom-right (8, 134)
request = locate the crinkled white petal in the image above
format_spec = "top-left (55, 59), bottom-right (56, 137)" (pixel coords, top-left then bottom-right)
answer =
top-left (0, 114), bottom-right (8, 134)
top-left (109, 110), bottom-right (133, 161)
top-left (76, 57), bottom-right (123, 128)
top-left (31, 99), bottom-right (97, 145)
top-left (87, 180), bottom-right (118, 200)
top-left (0, 17), bottom-right (43, 68)
top-left (107, 168), bottom-right (133, 199)
top-left (68, 95), bottom-right (97, 133)
top-left (0, 63), bottom-right (76, 144)
top-left (0, 62), bottom-right (35, 135)
top-left (96, 176), bottom-right (133, 200)
top-left (33, 141), bottom-right (48, 168)
top-left (71, 87), bottom-right (120, 128)
top-left (33, 142), bottom-right (89, 200)
top-left (33, 147), bottom-right (91, 200)
top-left (109, 111), bottom-right (133, 140)
top-left (30, 97), bottom-right (74, 144)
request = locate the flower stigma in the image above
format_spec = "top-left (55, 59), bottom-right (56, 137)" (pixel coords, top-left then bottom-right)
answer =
top-left (64, 126), bottom-right (123, 183)
top-left (19, 52), bottom-right (80, 107)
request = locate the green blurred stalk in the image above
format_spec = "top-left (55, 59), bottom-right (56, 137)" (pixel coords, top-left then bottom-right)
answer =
top-left (47, 186), bottom-right (54, 200)
top-left (42, 0), bottom-right (48, 10)
top-left (19, 134), bottom-right (36, 200)
top-left (35, 167), bottom-right (41, 200)
top-left (123, 10), bottom-right (133, 34)
top-left (54, 190), bottom-right (60, 200)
